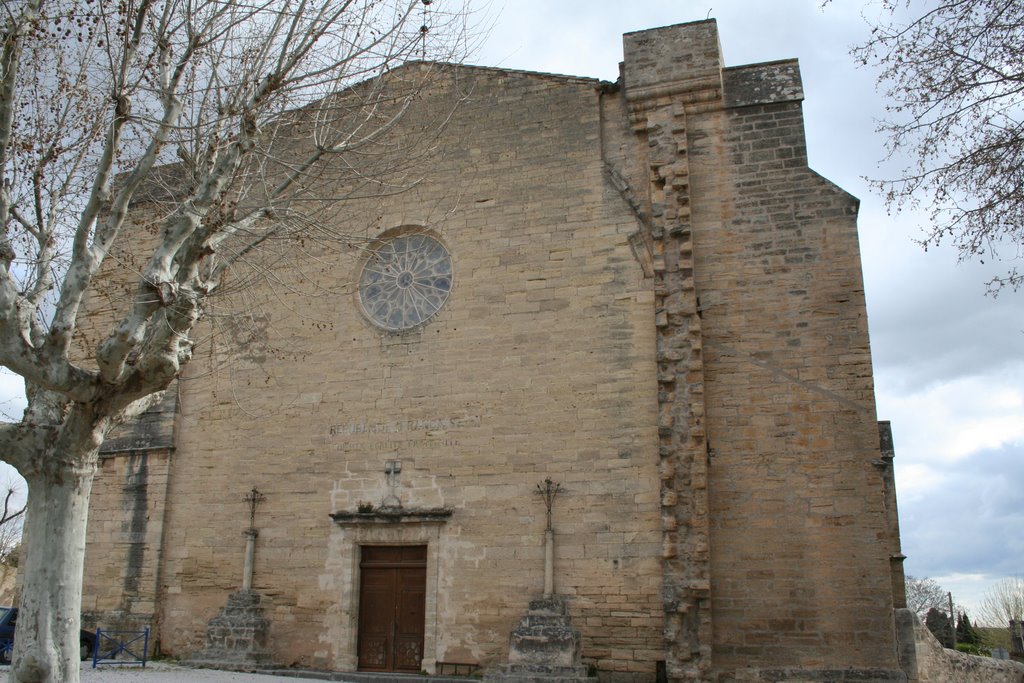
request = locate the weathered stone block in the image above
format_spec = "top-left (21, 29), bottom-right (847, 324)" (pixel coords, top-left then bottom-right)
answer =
top-left (188, 590), bottom-right (273, 671)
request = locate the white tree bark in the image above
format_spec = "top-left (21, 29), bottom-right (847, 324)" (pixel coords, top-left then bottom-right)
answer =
top-left (13, 467), bottom-right (95, 683)
top-left (0, 1), bottom-right (472, 680)
top-left (8, 403), bottom-right (106, 683)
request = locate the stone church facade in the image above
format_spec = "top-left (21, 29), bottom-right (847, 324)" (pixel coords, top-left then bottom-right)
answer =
top-left (80, 20), bottom-right (908, 683)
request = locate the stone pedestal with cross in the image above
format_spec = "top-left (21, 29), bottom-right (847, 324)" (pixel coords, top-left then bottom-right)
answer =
top-left (189, 589), bottom-right (273, 671)
top-left (189, 488), bottom-right (273, 671)
top-left (486, 480), bottom-right (596, 683)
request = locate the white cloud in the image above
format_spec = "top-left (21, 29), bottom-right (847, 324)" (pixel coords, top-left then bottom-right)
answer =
top-left (894, 463), bottom-right (949, 503)
top-left (881, 371), bottom-right (1024, 467)
top-left (933, 572), bottom-right (993, 619)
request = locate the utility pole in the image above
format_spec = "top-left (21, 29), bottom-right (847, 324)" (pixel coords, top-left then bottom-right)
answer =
top-left (949, 591), bottom-right (957, 649)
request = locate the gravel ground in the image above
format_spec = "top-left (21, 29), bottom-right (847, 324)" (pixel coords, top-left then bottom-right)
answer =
top-left (0, 662), bottom-right (337, 682)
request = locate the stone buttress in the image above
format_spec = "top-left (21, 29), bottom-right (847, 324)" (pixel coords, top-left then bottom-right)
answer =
top-left (607, 20), bottom-right (905, 683)
top-left (603, 21), bottom-right (723, 682)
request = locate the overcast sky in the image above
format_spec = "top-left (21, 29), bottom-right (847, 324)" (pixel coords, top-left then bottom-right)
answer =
top-left (1, 0), bottom-right (1022, 623)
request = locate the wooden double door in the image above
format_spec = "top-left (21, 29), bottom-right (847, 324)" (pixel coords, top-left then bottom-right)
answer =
top-left (357, 545), bottom-right (427, 672)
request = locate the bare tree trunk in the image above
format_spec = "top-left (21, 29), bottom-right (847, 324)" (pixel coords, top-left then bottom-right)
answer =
top-left (10, 432), bottom-right (98, 683)
top-left (0, 1), bottom-right (472, 675)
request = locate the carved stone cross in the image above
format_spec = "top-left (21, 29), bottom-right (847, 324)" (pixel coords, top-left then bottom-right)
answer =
top-left (244, 486), bottom-right (265, 530)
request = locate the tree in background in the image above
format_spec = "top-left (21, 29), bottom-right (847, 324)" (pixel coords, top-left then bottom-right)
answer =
top-left (925, 607), bottom-right (955, 648)
top-left (956, 612), bottom-right (982, 646)
top-left (853, 0), bottom-right (1024, 294)
top-left (0, 2), bottom-right (470, 681)
top-left (0, 480), bottom-right (24, 563)
top-left (976, 625), bottom-right (1013, 653)
top-left (0, 479), bottom-right (24, 605)
top-left (978, 576), bottom-right (1024, 627)
top-left (905, 575), bottom-right (949, 620)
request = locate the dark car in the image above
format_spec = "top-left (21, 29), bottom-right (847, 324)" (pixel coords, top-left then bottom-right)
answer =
top-left (0, 607), bottom-right (96, 663)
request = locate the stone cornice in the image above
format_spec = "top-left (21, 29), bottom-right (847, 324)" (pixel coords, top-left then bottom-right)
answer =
top-left (330, 507), bottom-right (453, 525)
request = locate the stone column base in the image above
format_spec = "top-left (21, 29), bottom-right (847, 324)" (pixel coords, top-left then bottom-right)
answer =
top-left (486, 595), bottom-right (596, 683)
top-left (187, 590), bottom-right (273, 672)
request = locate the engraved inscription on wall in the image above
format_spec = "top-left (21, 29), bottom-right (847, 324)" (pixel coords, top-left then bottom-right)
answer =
top-left (328, 416), bottom-right (479, 451)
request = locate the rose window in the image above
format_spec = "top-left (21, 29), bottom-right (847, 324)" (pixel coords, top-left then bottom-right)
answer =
top-left (358, 234), bottom-right (453, 331)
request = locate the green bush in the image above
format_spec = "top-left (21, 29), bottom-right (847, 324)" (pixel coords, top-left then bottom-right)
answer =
top-left (955, 642), bottom-right (991, 657)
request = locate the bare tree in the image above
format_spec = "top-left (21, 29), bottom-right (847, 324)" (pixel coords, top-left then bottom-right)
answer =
top-left (0, 478), bottom-right (24, 567)
top-left (905, 575), bottom-right (949, 620)
top-left (0, 2), bottom-right (470, 681)
top-left (0, 478), bottom-right (25, 606)
top-left (978, 576), bottom-right (1024, 627)
top-left (852, 0), bottom-right (1024, 294)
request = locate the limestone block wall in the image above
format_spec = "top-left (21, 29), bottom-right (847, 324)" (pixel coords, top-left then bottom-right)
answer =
top-left (146, 67), bottom-right (664, 677)
top-left (690, 61), bottom-right (900, 675)
top-left (81, 448), bottom-right (172, 638)
top-left (896, 609), bottom-right (1024, 683)
top-left (606, 21), bottom-right (901, 680)
top-left (79, 19), bottom-right (910, 683)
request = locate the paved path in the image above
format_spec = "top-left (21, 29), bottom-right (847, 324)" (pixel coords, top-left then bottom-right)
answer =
top-left (5, 662), bottom-right (334, 682)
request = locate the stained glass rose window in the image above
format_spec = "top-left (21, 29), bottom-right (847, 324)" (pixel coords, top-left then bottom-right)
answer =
top-left (358, 233), bottom-right (453, 331)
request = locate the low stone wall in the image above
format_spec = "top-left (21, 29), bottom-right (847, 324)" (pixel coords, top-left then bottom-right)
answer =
top-left (719, 668), bottom-right (905, 682)
top-left (896, 608), bottom-right (1024, 683)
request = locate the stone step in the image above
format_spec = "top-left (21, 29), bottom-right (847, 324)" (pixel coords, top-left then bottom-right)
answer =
top-left (258, 670), bottom-right (476, 683)
top-left (187, 656), bottom-right (273, 672)
top-left (488, 676), bottom-right (595, 683)
top-left (503, 664), bottom-right (590, 676)
top-left (517, 614), bottom-right (574, 629)
top-left (259, 667), bottom-right (597, 683)
top-left (487, 594), bottom-right (593, 683)
top-left (525, 597), bottom-right (569, 616)
top-left (487, 666), bottom-right (597, 683)
top-left (195, 589), bottom-right (271, 670)
top-left (511, 626), bottom-right (579, 639)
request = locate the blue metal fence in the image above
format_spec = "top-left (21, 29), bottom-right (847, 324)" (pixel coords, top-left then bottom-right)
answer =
top-left (91, 627), bottom-right (149, 668)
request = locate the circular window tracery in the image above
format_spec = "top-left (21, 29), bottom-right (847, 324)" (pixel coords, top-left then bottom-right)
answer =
top-left (358, 233), bottom-right (452, 331)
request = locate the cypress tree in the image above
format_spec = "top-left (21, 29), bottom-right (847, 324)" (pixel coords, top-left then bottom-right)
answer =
top-left (926, 608), bottom-right (954, 647)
